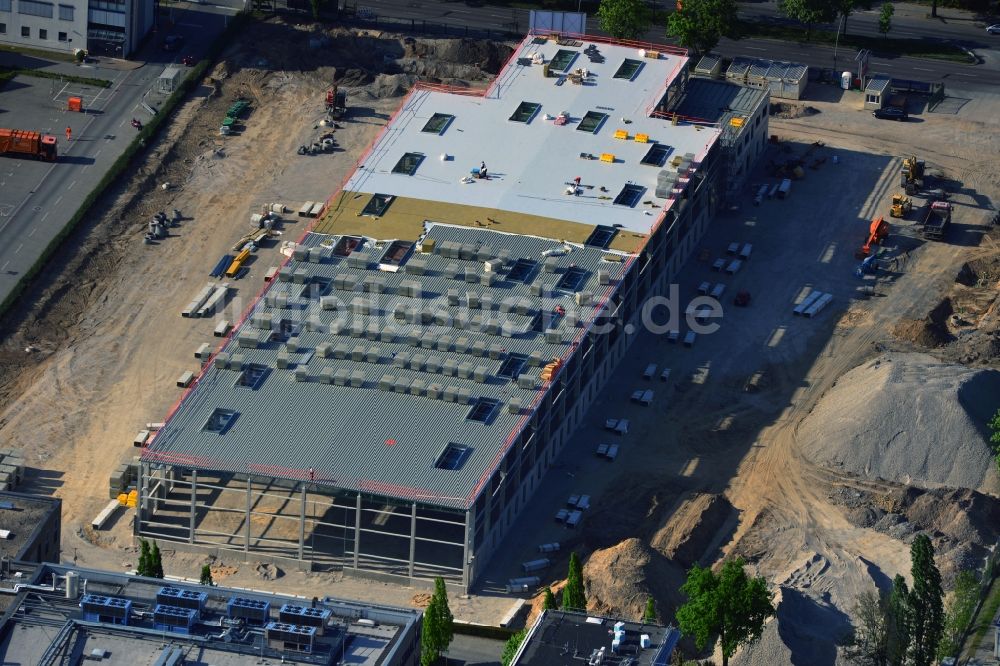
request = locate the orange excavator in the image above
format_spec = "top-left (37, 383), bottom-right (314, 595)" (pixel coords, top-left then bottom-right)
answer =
top-left (857, 216), bottom-right (889, 258)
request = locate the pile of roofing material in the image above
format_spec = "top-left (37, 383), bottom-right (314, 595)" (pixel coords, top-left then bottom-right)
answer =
top-left (799, 352), bottom-right (1000, 494)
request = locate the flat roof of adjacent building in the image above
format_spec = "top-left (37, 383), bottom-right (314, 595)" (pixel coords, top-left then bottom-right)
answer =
top-left (146, 224), bottom-right (626, 508)
top-left (0, 491), bottom-right (60, 561)
top-left (512, 610), bottom-right (679, 666)
top-left (0, 563), bottom-right (420, 666)
top-left (341, 35), bottom-right (719, 237)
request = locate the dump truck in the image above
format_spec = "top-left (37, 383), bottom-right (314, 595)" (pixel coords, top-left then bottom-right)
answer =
top-left (919, 201), bottom-right (952, 240)
top-left (890, 194), bottom-right (912, 218)
top-left (0, 128), bottom-right (58, 161)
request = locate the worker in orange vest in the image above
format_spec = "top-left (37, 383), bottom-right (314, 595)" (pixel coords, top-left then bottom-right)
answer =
top-left (65, 126), bottom-right (72, 141)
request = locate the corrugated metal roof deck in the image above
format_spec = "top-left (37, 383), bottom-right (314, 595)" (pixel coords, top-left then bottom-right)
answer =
top-left (145, 224), bottom-right (628, 509)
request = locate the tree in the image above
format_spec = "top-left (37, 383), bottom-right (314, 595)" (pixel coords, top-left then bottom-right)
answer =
top-left (676, 559), bottom-right (775, 666)
top-left (542, 587), bottom-right (558, 611)
top-left (597, 0), bottom-right (651, 40)
top-left (309, 0), bottom-right (322, 20)
top-left (643, 597), bottom-right (658, 624)
top-left (908, 534), bottom-right (944, 666)
top-left (562, 553), bottom-right (587, 611)
top-left (200, 564), bottom-right (214, 586)
top-left (137, 540), bottom-right (151, 577)
top-left (878, 3), bottom-right (894, 37)
top-left (836, 0), bottom-right (873, 36)
top-left (150, 541), bottom-right (164, 579)
top-left (843, 589), bottom-right (889, 665)
top-left (666, 0), bottom-right (739, 54)
top-left (421, 594), bottom-right (441, 666)
top-left (886, 575), bottom-right (910, 666)
top-left (938, 569), bottom-right (979, 660)
top-left (778, 0), bottom-right (837, 40)
top-left (432, 577), bottom-right (454, 654)
top-left (501, 629), bottom-right (527, 666)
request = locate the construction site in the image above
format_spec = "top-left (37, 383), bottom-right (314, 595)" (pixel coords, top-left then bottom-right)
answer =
top-left (0, 15), bottom-right (999, 664)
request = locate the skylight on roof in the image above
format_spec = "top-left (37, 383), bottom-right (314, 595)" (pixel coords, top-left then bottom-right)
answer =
top-left (577, 111), bottom-right (609, 134)
top-left (613, 184), bottom-right (645, 207)
top-left (585, 225), bottom-right (618, 248)
top-left (640, 143), bottom-right (672, 167)
top-left (549, 49), bottom-right (578, 72)
top-left (497, 354), bottom-right (527, 379)
top-left (392, 152), bottom-right (424, 176)
top-left (235, 364), bottom-right (269, 390)
top-left (466, 397), bottom-right (500, 424)
top-left (507, 258), bottom-right (537, 283)
top-left (509, 102), bottom-right (541, 124)
top-left (557, 266), bottom-right (588, 291)
top-left (614, 58), bottom-right (644, 80)
top-left (421, 113), bottom-right (454, 135)
top-left (436, 443), bottom-right (472, 470)
top-left (361, 194), bottom-right (394, 217)
top-left (203, 408), bottom-right (237, 434)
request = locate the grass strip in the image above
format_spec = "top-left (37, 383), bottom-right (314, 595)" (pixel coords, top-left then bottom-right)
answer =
top-left (0, 66), bottom-right (113, 88)
top-left (0, 12), bottom-right (251, 317)
top-left (738, 20), bottom-right (974, 63)
top-left (0, 43), bottom-right (76, 62)
top-left (966, 576), bottom-right (1000, 658)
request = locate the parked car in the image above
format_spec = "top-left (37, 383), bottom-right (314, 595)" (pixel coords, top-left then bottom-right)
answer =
top-left (163, 35), bottom-right (184, 52)
top-left (873, 107), bottom-right (908, 121)
top-left (987, 24), bottom-right (1000, 34)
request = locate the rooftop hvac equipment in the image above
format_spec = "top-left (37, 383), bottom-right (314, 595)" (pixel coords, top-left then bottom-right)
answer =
top-left (254, 312), bottom-right (272, 329)
top-left (436, 336), bottom-right (453, 352)
top-left (459, 243), bottom-right (478, 260)
top-left (334, 274), bottom-right (356, 291)
top-left (598, 269), bottom-right (610, 285)
top-left (481, 295), bottom-right (494, 311)
top-left (214, 353), bottom-right (231, 369)
top-left (528, 350), bottom-right (545, 366)
top-left (305, 315), bottom-right (322, 332)
top-left (308, 247), bottom-right (323, 263)
top-left (294, 366), bottom-right (309, 382)
top-left (400, 279), bottom-right (423, 298)
top-left (488, 343), bottom-right (505, 359)
top-left (81, 594), bottom-right (132, 625)
top-left (279, 604), bottom-right (332, 633)
top-left (393, 377), bottom-right (411, 393)
top-left (348, 322), bottom-right (365, 338)
top-left (333, 342), bottom-right (351, 359)
top-left (484, 259), bottom-right (501, 273)
top-left (466, 292), bottom-right (481, 309)
top-left (276, 351), bottom-right (290, 369)
top-left (407, 331), bottom-right (422, 347)
top-left (406, 258), bottom-right (428, 275)
top-left (229, 353), bottom-right (244, 371)
top-left (575, 291), bottom-right (593, 306)
top-left (365, 347), bottom-right (381, 363)
top-left (454, 336), bottom-right (471, 354)
top-left (476, 245), bottom-right (494, 261)
top-left (447, 289), bottom-right (460, 305)
top-left (470, 340), bottom-right (487, 357)
top-left (278, 267), bottom-right (293, 282)
top-left (332, 369), bottom-right (349, 386)
top-left (286, 337), bottom-right (301, 353)
top-left (453, 311), bottom-right (469, 330)
top-left (362, 275), bottom-right (386, 294)
top-left (319, 368), bottom-right (335, 384)
top-left (457, 362), bottom-right (475, 379)
top-left (443, 386), bottom-right (458, 402)
top-left (156, 586), bottom-right (208, 611)
top-left (347, 252), bottom-right (370, 269)
top-left (485, 320), bottom-right (501, 335)
top-left (464, 268), bottom-right (479, 284)
top-left (365, 323), bottom-right (380, 340)
top-left (543, 257), bottom-right (561, 273)
top-left (238, 333), bottom-right (259, 349)
top-left (446, 263), bottom-right (461, 279)
top-left (292, 246), bottom-right (308, 261)
top-left (379, 375), bottom-right (395, 391)
top-left (545, 329), bottom-right (562, 344)
top-left (409, 379), bottom-right (427, 396)
top-left (227, 596), bottom-right (271, 624)
top-left (392, 352), bottom-right (410, 368)
top-left (508, 398), bottom-right (523, 414)
top-left (456, 387), bottom-right (473, 405)
top-left (425, 355), bottom-right (442, 374)
top-left (474, 366), bottom-right (490, 382)
top-left (153, 605), bottom-right (198, 633)
top-left (350, 297), bottom-right (372, 315)
top-left (420, 330), bottom-right (437, 347)
top-left (380, 326), bottom-right (397, 343)
top-left (266, 622), bottom-right (316, 653)
top-left (351, 345), bottom-right (365, 362)
top-left (427, 383), bottom-right (444, 400)
top-left (517, 374), bottom-right (536, 389)
top-left (442, 359), bottom-right (458, 377)
top-left (293, 268), bottom-right (309, 284)
top-left (329, 320), bottom-right (346, 335)
top-left (480, 272), bottom-right (497, 287)
top-left (419, 310), bottom-right (434, 326)
top-left (410, 353), bottom-right (427, 371)
top-left (439, 241), bottom-right (458, 259)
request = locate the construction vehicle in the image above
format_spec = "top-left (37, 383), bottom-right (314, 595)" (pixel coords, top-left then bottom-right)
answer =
top-left (900, 155), bottom-right (925, 195)
top-left (889, 194), bottom-right (912, 218)
top-left (0, 128), bottom-right (58, 161)
top-left (325, 85), bottom-right (347, 120)
top-left (857, 216), bottom-right (889, 258)
top-left (919, 201), bottom-right (952, 240)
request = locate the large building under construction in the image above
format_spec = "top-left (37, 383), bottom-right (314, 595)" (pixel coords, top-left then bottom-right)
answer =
top-left (137, 32), bottom-right (769, 590)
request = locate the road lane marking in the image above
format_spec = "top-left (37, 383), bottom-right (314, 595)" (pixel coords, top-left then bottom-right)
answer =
top-left (94, 149), bottom-right (102, 157)
top-left (1, 262), bottom-right (8, 272)
top-left (53, 196), bottom-right (63, 206)
top-left (14, 244), bottom-right (22, 254)
top-left (30, 225), bottom-right (38, 235)
top-left (743, 46), bottom-right (765, 51)
top-left (952, 73), bottom-right (975, 77)
top-left (912, 67), bottom-right (933, 71)
top-left (67, 180), bottom-right (77, 191)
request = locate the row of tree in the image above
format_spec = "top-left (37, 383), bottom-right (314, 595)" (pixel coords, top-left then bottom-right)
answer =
top-left (596, 0), bottom-right (896, 56)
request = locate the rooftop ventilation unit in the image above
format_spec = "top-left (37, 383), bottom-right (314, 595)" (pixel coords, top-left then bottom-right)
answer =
top-left (488, 343), bottom-right (505, 359)
top-left (334, 274), bottom-right (357, 291)
top-left (446, 263), bottom-right (461, 279)
top-left (362, 275), bottom-right (387, 294)
top-left (308, 247), bottom-right (323, 263)
top-left (305, 315), bottom-right (322, 332)
top-left (485, 319), bottom-right (501, 335)
top-left (254, 312), bottom-right (272, 330)
top-left (436, 336), bottom-right (453, 352)
top-left (349, 322), bottom-right (365, 338)
top-left (227, 597), bottom-right (271, 625)
top-left (365, 323), bottom-right (380, 340)
top-left (407, 331), bottom-right (423, 347)
top-left (454, 336), bottom-right (471, 354)
top-left (380, 327), bottom-right (397, 343)
top-left (410, 353), bottom-right (427, 371)
top-left (474, 366), bottom-right (490, 383)
top-left (543, 257), bottom-right (562, 273)
top-left (456, 387), bottom-right (473, 405)
top-left (332, 369), bottom-right (349, 386)
top-left (434, 310), bottom-right (451, 327)
top-left (400, 279), bottom-right (424, 298)
top-left (365, 347), bottom-right (381, 363)
top-left (447, 289), bottom-right (460, 305)
top-left (469, 340), bottom-right (487, 357)
top-left (292, 246), bottom-right (308, 261)
top-left (277, 267), bottom-right (293, 282)
top-left (453, 311), bottom-right (469, 330)
top-left (238, 332), bottom-right (259, 349)
top-left (528, 350), bottom-right (545, 366)
top-left (464, 268), bottom-right (479, 284)
top-left (351, 345), bottom-right (365, 362)
top-left (476, 246), bottom-right (494, 261)
top-left (214, 353), bottom-right (231, 369)
top-left (459, 244), bottom-right (478, 261)
top-left (329, 320), bottom-right (347, 335)
top-left (293, 268), bottom-right (309, 284)
top-left (394, 377), bottom-right (411, 393)
top-left (599, 269), bottom-right (611, 285)
top-left (427, 383), bottom-right (444, 400)
top-left (466, 292), bottom-right (481, 309)
top-left (319, 368), bottom-right (334, 384)
top-left (443, 386), bottom-right (458, 402)
top-left (265, 622), bottom-right (316, 654)
top-left (517, 374), bottom-right (536, 389)
top-left (286, 338), bottom-right (301, 353)
top-left (333, 343), bottom-right (351, 359)
top-left (279, 604), bottom-right (332, 634)
top-left (406, 258), bottom-right (428, 275)
top-left (379, 374), bottom-right (395, 391)
top-left (457, 362), bottom-right (475, 379)
top-left (442, 359), bottom-right (458, 377)
top-left (409, 379), bottom-right (427, 396)
top-left (350, 297), bottom-right (373, 315)
top-left (392, 352), bottom-right (410, 369)
top-left (545, 329), bottom-right (562, 344)
top-left (294, 366), bottom-right (309, 382)
top-left (508, 398), bottom-right (523, 414)
top-left (425, 355), bottom-right (443, 374)
top-left (575, 291), bottom-right (594, 306)
top-left (153, 605), bottom-right (198, 634)
top-left (81, 594), bottom-right (132, 625)
top-left (347, 252), bottom-right (370, 269)
top-left (350, 370), bottom-right (365, 388)
top-left (420, 331), bottom-right (437, 348)
top-left (276, 351), bottom-right (290, 369)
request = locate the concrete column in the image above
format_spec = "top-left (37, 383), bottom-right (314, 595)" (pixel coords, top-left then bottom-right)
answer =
top-left (408, 502), bottom-right (417, 578)
top-left (134, 463), bottom-right (146, 534)
top-left (353, 493), bottom-right (361, 569)
top-left (245, 475), bottom-right (252, 553)
top-left (462, 509), bottom-right (472, 591)
top-left (299, 484), bottom-right (306, 561)
top-left (189, 469), bottom-right (197, 544)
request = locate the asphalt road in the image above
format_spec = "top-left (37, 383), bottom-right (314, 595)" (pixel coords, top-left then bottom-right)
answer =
top-left (347, 0), bottom-right (998, 90)
top-left (0, 4), bottom-right (234, 308)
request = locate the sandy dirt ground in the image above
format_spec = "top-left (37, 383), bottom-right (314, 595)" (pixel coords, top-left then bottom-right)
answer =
top-left (0, 20), bottom-right (999, 659)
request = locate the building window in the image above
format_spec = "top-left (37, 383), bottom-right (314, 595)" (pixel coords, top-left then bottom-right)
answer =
top-left (391, 152), bottom-right (424, 176)
top-left (508, 101), bottom-right (541, 124)
top-left (0, 0), bottom-right (9, 11)
top-left (466, 398), bottom-right (500, 423)
top-left (21, 25), bottom-right (29, 36)
top-left (58, 2), bottom-right (72, 18)
top-left (421, 113), bottom-right (453, 135)
top-left (0, 22), bottom-right (5, 33)
top-left (613, 58), bottom-right (644, 80)
top-left (360, 193), bottom-right (393, 217)
top-left (576, 111), bottom-right (609, 134)
top-left (58, 31), bottom-right (66, 40)
top-left (435, 443), bottom-right (472, 470)
top-left (18, 0), bottom-right (53, 17)
top-left (613, 183), bottom-right (645, 207)
top-left (38, 27), bottom-right (46, 38)
top-left (202, 408), bottom-right (238, 433)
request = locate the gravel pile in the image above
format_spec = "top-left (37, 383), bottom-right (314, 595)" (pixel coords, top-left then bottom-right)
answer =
top-left (799, 353), bottom-right (1000, 494)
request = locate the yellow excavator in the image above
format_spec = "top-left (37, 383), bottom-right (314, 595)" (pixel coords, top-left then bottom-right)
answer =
top-left (890, 193), bottom-right (912, 218)
top-left (900, 156), bottom-right (925, 195)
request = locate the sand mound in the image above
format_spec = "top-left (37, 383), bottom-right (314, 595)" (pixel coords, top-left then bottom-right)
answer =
top-left (583, 538), bottom-right (686, 622)
top-left (650, 493), bottom-right (734, 568)
top-left (799, 353), bottom-right (1000, 494)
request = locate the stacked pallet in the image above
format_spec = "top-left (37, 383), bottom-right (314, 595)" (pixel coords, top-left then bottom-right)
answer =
top-left (0, 449), bottom-right (25, 491)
